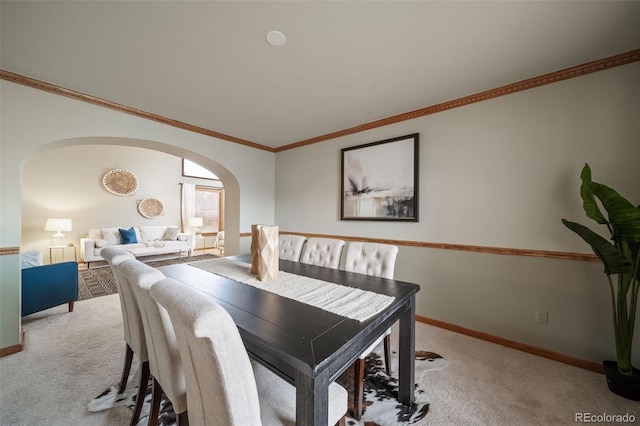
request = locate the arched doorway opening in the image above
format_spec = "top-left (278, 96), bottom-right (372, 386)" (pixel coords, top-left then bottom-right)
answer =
top-left (21, 136), bottom-right (240, 257)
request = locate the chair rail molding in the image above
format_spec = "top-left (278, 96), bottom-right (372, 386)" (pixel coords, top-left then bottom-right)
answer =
top-left (276, 231), bottom-right (599, 262)
top-left (0, 247), bottom-right (20, 256)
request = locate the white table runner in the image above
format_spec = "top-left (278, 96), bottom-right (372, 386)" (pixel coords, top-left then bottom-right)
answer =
top-left (188, 258), bottom-right (395, 322)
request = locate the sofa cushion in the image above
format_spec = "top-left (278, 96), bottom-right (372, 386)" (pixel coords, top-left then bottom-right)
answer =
top-left (119, 227), bottom-right (138, 244)
top-left (127, 243), bottom-right (189, 257)
top-left (162, 227), bottom-right (179, 241)
top-left (94, 239), bottom-right (109, 248)
top-left (139, 226), bottom-right (168, 242)
top-left (94, 243), bottom-right (146, 257)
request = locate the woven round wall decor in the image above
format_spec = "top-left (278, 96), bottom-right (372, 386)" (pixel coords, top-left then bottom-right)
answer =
top-left (102, 169), bottom-right (138, 196)
top-left (138, 197), bottom-right (165, 218)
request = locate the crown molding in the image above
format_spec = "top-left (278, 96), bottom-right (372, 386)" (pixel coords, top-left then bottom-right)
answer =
top-left (0, 69), bottom-right (275, 153)
top-left (2, 49), bottom-right (638, 153)
top-left (275, 48), bottom-right (640, 152)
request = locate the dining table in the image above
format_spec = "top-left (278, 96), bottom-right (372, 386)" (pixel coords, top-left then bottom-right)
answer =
top-left (158, 254), bottom-right (420, 425)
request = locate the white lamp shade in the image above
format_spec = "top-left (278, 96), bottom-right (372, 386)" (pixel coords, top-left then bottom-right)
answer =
top-left (189, 217), bottom-right (204, 227)
top-left (45, 218), bottom-right (72, 233)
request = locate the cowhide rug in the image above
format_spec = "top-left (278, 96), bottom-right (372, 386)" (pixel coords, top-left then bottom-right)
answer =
top-left (339, 350), bottom-right (448, 425)
top-left (88, 349), bottom-right (447, 426)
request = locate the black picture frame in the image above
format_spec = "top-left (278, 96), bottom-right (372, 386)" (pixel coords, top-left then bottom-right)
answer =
top-left (341, 133), bottom-right (419, 221)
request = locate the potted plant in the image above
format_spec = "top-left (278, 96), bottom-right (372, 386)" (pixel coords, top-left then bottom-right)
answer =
top-left (562, 163), bottom-right (640, 400)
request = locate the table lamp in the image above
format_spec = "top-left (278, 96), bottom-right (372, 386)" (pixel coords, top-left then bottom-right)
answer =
top-left (45, 218), bottom-right (72, 247)
top-left (189, 217), bottom-right (204, 236)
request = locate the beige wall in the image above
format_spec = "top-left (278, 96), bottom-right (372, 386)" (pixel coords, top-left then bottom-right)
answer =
top-left (274, 62), bottom-right (640, 364)
top-left (0, 81), bottom-right (276, 349)
top-left (21, 145), bottom-right (216, 262)
top-left (2, 61), bottom-right (639, 366)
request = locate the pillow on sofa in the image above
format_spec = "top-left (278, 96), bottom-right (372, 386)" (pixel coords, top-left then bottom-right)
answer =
top-left (177, 234), bottom-right (187, 241)
top-left (163, 227), bottom-right (179, 241)
top-left (88, 229), bottom-right (102, 240)
top-left (100, 228), bottom-right (121, 245)
top-left (20, 250), bottom-right (43, 269)
top-left (95, 239), bottom-right (109, 248)
top-left (119, 227), bottom-right (138, 244)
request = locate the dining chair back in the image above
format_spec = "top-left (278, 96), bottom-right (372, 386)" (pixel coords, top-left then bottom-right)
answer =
top-left (102, 247), bottom-right (150, 425)
top-left (114, 257), bottom-right (188, 425)
top-left (102, 247), bottom-right (140, 357)
top-left (343, 241), bottom-right (399, 420)
top-left (343, 241), bottom-right (398, 279)
top-left (150, 278), bottom-right (348, 426)
top-left (278, 234), bottom-right (307, 261)
top-left (299, 237), bottom-right (345, 269)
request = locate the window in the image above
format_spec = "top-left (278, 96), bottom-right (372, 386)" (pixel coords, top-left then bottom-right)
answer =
top-left (195, 186), bottom-right (223, 234)
top-left (183, 159), bottom-right (219, 181)
top-left (183, 159), bottom-right (224, 234)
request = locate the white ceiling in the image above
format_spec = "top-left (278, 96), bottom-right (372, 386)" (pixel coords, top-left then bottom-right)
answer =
top-left (2, 1), bottom-right (639, 149)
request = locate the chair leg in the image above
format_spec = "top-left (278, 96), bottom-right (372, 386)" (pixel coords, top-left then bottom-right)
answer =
top-left (118, 344), bottom-right (134, 394)
top-left (68, 301), bottom-right (75, 312)
top-left (353, 357), bottom-right (365, 420)
top-left (337, 415), bottom-right (346, 426)
top-left (383, 334), bottom-right (392, 375)
top-left (150, 376), bottom-right (163, 426)
top-left (176, 410), bottom-right (189, 426)
top-left (130, 361), bottom-right (150, 426)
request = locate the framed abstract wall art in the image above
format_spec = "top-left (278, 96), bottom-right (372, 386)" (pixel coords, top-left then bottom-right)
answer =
top-left (341, 133), bottom-right (419, 221)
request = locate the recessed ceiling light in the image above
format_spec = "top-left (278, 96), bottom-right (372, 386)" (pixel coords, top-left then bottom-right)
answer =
top-left (265, 30), bottom-right (286, 47)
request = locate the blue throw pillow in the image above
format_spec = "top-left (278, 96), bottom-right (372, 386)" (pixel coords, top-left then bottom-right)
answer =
top-left (118, 227), bottom-right (138, 244)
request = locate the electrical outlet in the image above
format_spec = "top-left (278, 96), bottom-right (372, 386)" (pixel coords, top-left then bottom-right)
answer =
top-left (535, 310), bottom-right (548, 325)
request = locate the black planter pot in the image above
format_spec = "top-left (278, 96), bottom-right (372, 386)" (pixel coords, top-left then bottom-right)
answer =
top-left (603, 360), bottom-right (640, 401)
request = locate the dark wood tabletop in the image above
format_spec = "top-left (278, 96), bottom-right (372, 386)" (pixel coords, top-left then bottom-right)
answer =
top-left (159, 254), bottom-right (420, 425)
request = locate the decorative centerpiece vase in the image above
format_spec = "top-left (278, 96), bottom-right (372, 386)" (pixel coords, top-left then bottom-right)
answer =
top-left (251, 224), bottom-right (279, 282)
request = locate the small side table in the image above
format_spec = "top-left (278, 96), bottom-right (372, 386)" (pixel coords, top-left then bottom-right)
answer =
top-left (193, 236), bottom-right (206, 254)
top-left (49, 245), bottom-right (77, 264)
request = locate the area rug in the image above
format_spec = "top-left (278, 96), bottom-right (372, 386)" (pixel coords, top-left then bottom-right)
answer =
top-left (88, 349), bottom-right (448, 426)
top-left (77, 254), bottom-right (219, 300)
top-left (339, 350), bottom-right (448, 425)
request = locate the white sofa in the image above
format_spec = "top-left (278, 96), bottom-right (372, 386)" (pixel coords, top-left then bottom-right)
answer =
top-left (80, 226), bottom-right (193, 268)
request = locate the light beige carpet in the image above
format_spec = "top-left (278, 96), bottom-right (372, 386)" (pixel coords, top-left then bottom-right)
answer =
top-left (1, 293), bottom-right (638, 425)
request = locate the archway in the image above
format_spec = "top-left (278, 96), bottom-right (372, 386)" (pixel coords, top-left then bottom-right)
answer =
top-left (22, 136), bottom-right (241, 255)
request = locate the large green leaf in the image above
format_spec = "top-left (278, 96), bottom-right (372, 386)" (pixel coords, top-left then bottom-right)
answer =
top-left (561, 219), bottom-right (632, 275)
top-left (580, 164), bottom-right (608, 225)
top-left (632, 241), bottom-right (640, 280)
top-left (591, 182), bottom-right (640, 243)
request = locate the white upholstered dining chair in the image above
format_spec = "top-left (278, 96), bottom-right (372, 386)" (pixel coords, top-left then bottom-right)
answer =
top-left (343, 241), bottom-right (399, 420)
top-left (278, 234), bottom-right (307, 261)
top-left (113, 257), bottom-right (188, 425)
top-left (214, 230), bottom-right (225, 255)
top-left (101, 246), bottom-right (149, 426)
top-left (150, 278), bottom-right (348, 426)
top-left (299, 237), bottom-right (345, 269)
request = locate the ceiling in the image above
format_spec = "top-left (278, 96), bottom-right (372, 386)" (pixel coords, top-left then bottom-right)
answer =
top-left (2, 1), bottom-right (639, 150)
